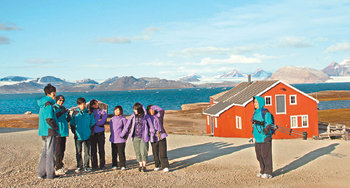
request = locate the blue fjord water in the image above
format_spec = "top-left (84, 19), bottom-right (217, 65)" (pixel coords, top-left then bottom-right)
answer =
top-left (1, 82), bottom-right (350, 115)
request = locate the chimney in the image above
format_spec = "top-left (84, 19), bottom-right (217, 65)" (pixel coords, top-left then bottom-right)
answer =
top-left (248, 74), bottom-right (252, 84)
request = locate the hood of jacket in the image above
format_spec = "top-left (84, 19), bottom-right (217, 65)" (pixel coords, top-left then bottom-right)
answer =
top-left (37, 96), bottom-right (56, 108)
top-left (254, 96), bottom-right (265, 111)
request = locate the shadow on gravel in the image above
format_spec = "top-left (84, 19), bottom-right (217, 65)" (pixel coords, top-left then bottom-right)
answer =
top-left (273, 143), bottom-right (339, 177)
top-left (167, 142), bottom-right (254, 171)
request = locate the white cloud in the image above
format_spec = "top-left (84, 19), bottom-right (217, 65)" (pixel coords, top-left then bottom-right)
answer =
top-left (325, 42), bottom-right (350, 53)
top-left (0, 36), bottom-right (9, 44)
top-left (199, 54), bottom-right (261, 65)
top-left (26, 58), bottom-right (60, 65)
top-left (278, 37), bottom-right (312, 48)
top-left (92, 26), bottom-right (160, 44)
top-left (169, 45), bottom-right (264, 57)
top-left (95, 37), bottom-right (132, 44)
top-left (0, 23), bottom-right (20, 31)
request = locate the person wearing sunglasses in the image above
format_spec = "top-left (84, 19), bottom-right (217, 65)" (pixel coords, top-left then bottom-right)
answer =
top-left (53, 95), bottom-right (71, 175)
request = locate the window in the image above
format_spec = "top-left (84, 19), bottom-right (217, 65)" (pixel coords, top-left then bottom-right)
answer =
top-left (276, 95), bottom-right (286, 114)
top-left (265, 96), bottom-right (272, 106)
top-left (302, 115), bottom-right (308, 127)
top-left (290, 95), bottom-right (297, 105)
top-left (207, 116), bottom-right (210, 125)
top-left (215, 117), bottom-right (218, 128)
top-left (290, 116), bottom-right (298, 128)
top-left (236, 116), bottom-right (242, 129)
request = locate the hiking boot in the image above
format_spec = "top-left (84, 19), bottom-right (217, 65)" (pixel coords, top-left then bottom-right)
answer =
top-left (138, 167), bottom-right (142, 172)
top-left (163, 168), bottom-right (169, 172)
top-left (55, 169), bottom-right (66, 175)
top-left (261, 174), bottom-right (273, 179)
top-left (141, 167), bottom-right (146, 172)
top-left (256, 173), bottom-right (263, 178)
top-left (154, 167), bottom-right (160, 171)
top-left (75, 168), bottom-right (81, 173)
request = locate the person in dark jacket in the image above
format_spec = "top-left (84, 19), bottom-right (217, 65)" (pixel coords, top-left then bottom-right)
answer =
top-left (109, 105), bottom-right (127, 170)
top-left (37, 84), bottom-right (59, 179)
top-left (70, 97), bottom-right (95, 173)
top-left (120, 102), bottom-right (154, 172)
top-left (89, 99), bottom-right (107, 170)
top-left (147, 105), bottom-right (170, 172)
top-left (252, 96), bottom-right (274, 179)
top-left (53, 95), bottom-right (71, 175)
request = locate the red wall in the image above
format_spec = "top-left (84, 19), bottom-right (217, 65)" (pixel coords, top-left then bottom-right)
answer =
top-left (209, 82), bottom-right (318, 139)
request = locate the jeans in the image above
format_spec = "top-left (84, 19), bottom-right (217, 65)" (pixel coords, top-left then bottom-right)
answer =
top-left (38, 136), bottom-right (56, 179)
top-left (75, 139), bottom-right (91, 169)
top-left (255, 141), bottom-right (273, 175)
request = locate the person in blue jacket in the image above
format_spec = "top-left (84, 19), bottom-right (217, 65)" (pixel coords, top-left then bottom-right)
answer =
top-left (252, 96), bottom-right (274, 179)
top-left (70, 97), bottom-right (95, 173)
top-left (53, 95), bottom-right (71, 175)
top-left (37, 84), bottom-right (59, 179)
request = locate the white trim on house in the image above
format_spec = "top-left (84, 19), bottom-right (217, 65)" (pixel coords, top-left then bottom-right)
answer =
top-left (301, 115), bottom-right (309, 128)
top-left (276, 94), bottom-right (287, 114)
top-left (236, 116), bottom-right (242, 129)
top-left (290, 116), bottom-right (298, 128)
top-left (290, 95), bottom-right (297, 105)
top-left (207, 116), bottom-right (210, 126)
top-left (215, 117), bottom-right (218, 128)
top-left (265, 96), bottom-right (272, 106)
top-left (279, 80), bottom-right (319, 103)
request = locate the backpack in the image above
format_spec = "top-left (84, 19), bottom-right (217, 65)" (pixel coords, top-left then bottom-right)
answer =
top-left (261, 108), bottom-right (276, 135)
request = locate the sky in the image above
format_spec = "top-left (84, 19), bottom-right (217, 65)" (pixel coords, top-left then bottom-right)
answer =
top-left (1, 0), bottom-right (350, 82)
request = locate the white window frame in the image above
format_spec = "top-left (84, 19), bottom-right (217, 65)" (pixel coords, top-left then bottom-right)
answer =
top-left (290, 95), bottom-right (297, 105)
top-left (276, 94), bottom-right (287, 114)
top-left (290, 116), bottom-right (298, 128)
top-left (215, 117), bottom-right (218, 128)
top-left (236, 116), bottom-right (242, 129)
top-left (207, 116), bottom-right (210, 126)
top-left (301, 115), bottom-right (309, 128)
top-left (265, 96), bottom-right (272, 106)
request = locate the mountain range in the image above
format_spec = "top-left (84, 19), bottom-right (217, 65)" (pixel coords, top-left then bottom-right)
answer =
top-left (1, 59), bottom-right (349, 94)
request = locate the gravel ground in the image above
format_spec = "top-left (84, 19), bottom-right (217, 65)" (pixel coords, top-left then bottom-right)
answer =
top-left (0, 130), bottom-right (350, 187)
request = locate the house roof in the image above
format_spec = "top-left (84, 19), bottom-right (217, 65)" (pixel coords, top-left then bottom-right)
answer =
top-left (203, 80), bottom-right (318, 117)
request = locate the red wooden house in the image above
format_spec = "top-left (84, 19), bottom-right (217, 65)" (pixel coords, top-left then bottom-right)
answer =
top-left (203, 80), bottom-right (319, 139)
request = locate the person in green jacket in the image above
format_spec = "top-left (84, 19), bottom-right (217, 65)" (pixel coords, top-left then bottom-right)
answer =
top-left (53, 95), bottom-right (71, 175)
top-left (252, 96), bottom-right (274, 179)
top-left (37, 84), bottom-right (59, 179)
top-left (70, 97), bottom-right (95, 173)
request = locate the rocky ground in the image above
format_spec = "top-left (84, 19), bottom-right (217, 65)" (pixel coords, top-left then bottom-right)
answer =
top-left (0, 130), bottom-right (349, 187)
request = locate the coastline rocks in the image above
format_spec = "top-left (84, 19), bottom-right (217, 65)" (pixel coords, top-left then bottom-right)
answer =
top-left (24, 111), bottom-right (32, 115)
top-left (181, 102), bottom-right (210, 111)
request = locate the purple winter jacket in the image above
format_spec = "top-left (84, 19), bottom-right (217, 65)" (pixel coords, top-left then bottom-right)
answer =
top-left (120, 111), bottom-right (154, 143)
top-left (92, 108), bottom-right (107, 134)
top-left (150, 105), bottom-right (168, 143)
top-left (109, 115), bottom-right (127, 143)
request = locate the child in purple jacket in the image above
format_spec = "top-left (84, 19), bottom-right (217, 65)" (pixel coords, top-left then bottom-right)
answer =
top-left (109, 105), bottom-right (127, 170)
top-left (89, 99), bottom-right (107, 170)
top-left (120, 102), bottom-right (154, 172)
top-left (147, 105), bottom-right (170, 172)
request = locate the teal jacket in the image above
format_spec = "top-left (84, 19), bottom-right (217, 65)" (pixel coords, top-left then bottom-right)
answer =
top-left (70, 108), bottom-right (95, 141)
top-left (252, 96), bottom-right (273, 143)
top-left (37, 96), bottom-right (59, 136)
top-left (53, 103), bottom-right (70, 137)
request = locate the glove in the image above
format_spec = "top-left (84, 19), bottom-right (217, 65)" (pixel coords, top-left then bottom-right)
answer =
top-left (249, 138), bottom-right (254, 143)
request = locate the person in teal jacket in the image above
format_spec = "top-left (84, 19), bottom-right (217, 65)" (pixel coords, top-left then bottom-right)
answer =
top-left (252, 96), bottom-right (273, 179)
top-left (37, 84), bottom-right (59, 179)
top-left (70, 97), bottom-right (95, 173)
top-left (53, 95), bottom-right (71, 175)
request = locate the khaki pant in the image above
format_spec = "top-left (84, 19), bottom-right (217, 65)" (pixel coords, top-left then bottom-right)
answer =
top-left (132, 137), bottom-right (149, 162)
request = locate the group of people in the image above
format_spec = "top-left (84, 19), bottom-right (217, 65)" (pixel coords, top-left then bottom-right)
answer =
top-left (37, 84), bottom-right (169, 179)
